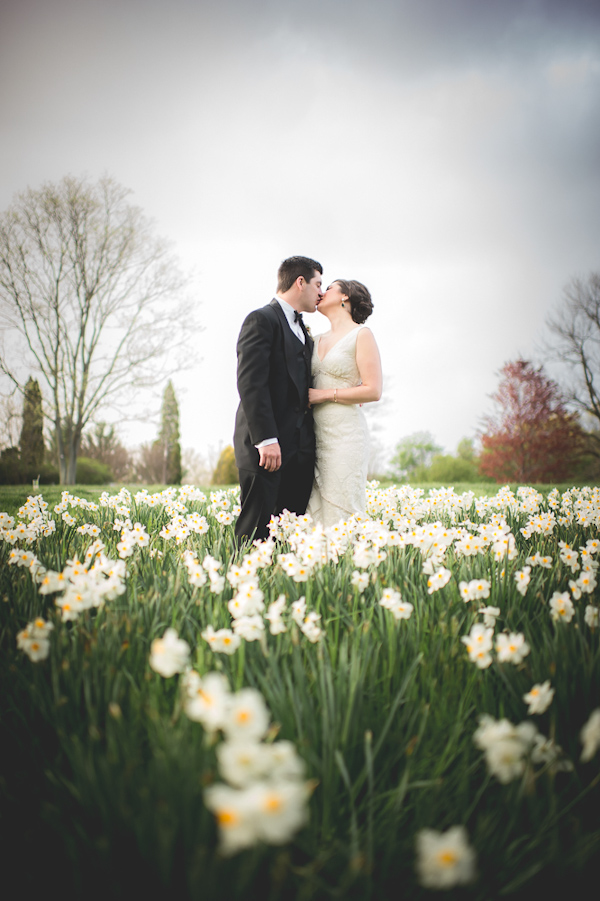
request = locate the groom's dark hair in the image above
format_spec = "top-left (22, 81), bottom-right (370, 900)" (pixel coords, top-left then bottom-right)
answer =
top-left (277, 256), bottom-right (322, 293)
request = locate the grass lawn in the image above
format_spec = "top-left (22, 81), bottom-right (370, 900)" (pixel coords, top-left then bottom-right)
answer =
top-left (1, 480), bottom-right (596, 516)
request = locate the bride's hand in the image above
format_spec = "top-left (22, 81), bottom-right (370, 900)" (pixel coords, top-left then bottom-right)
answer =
top-left (309, 388), bottom-right (334, 406)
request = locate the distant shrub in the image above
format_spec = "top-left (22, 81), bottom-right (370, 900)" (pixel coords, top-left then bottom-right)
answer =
top-left (212, 445), bottom-right (239, 485)
top-left (0, 449), bottom-right (60, 485)
top-left (76, 456), bottom-right (112, 485)
top-left (0, 447), bottom-right (21, 485)
top-left (426, 454), bottom-right (482, 483)
top-left (22, 462), bottom-right (60, 485)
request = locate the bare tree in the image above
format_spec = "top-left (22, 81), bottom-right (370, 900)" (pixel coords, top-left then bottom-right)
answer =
top-left (181, 446), bottom-right (214, 486)
top-left (0, 392), bottom-right (22, 451)
top-left (181, 444), bottom-right (224, 486)
top-left (80, 421), bottom-right (132, 482)
top-left (0, 175), bottom-right (196, 483)
top-left (545, 272), bottom-right (600, 455)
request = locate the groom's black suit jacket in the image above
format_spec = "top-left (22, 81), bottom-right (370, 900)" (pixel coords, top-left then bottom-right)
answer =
top-left (234, 300), bottom-right (315, 474)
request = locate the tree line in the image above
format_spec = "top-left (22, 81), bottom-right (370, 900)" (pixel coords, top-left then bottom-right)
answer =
top-left (390, 351), bottom-right (598, 485)
top-left (1, 174), bottom-right (599, 486)
top-left (0, 378), bottom-right (183, 486)
top-left (1, 373), bottom-right (239, 487)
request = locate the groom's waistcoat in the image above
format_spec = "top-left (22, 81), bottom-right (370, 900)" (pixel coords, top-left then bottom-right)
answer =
top-left (291, 330), bottom-right (311, 427)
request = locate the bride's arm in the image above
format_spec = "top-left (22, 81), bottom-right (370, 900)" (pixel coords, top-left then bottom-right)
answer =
top-left (309, 328), bottom-right (382, 406)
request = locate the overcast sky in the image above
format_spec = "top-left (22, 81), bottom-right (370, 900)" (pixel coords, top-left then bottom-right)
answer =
top-left (2, 0), bottom-right (600, 465)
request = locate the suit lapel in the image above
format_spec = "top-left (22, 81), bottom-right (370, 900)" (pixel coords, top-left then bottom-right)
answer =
top-left (299, 317), bottom-right (314, 356)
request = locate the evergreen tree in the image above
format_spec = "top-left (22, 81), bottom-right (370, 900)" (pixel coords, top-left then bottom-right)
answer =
top-left (19, 377), bottom-right (44, 471)
top-left (157, 381), bottom-right (182, 484)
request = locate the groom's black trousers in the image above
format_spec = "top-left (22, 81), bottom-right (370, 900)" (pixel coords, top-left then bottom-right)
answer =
top-left (235, 452), bottom-right (314, 544)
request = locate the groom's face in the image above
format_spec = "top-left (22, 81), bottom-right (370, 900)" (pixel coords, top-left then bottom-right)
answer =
top-left (299, 270), bottom-right (324, 313)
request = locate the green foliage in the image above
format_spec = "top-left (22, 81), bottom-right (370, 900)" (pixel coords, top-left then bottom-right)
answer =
top-left (0, 448), bottom-right (58, 485)
top-left (75, 456), bottom-right (113, 485)
top-left (19, 377), bottom-right (44, 469)
top-left (31, 461), bottom-right (59, 484)
top-left (0, 446), bottom-right (20, 484)
top-left (391, 435), bottom-right (495, 485)
top-left (426, 453), bottom-right (480, 482)
top-left (212, 444), bottom-right (239, 485)
top-left (1, 483), bottom-right (599, 897)
top-left (389, 431), bottom-right (442, 481)
top-left (456, 437), bottom-right (477, 462)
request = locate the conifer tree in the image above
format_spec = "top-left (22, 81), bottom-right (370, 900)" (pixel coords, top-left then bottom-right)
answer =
top-left (157, 381), bottom-right (182, 484)
top-left (19, 377), bottom-right (44, 471)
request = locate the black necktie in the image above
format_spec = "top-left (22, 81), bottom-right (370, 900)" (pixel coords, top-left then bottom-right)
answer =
top-left (294, 311), bottom-right (309, 344)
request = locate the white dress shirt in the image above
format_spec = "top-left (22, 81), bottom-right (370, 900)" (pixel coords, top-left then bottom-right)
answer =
top-left (274, 295), bottom-right (306, 344)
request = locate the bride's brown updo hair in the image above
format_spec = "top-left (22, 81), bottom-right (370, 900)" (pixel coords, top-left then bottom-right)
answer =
top-left (335, 279), bottom-right (373, 324)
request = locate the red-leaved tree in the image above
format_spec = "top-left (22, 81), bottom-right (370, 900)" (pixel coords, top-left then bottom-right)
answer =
top-left (480, 360), bottom-right (583, 483)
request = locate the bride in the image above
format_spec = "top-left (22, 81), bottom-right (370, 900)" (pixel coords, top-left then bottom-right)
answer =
top-left (306, 279), bottom-right (382, 528)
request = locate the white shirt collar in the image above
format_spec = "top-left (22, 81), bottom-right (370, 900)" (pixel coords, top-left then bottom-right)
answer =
top-left (274, 295), bottom-right (305, 343)
top-left (275, 295), bottom-right (297, 320)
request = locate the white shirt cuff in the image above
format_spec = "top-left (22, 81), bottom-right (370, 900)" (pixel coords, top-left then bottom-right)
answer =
top-left (255, 437), bottom-right (278, 448)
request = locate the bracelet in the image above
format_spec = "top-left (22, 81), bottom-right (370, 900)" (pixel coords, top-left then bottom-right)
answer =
top-left (333, 389), bottom-right (338, 403)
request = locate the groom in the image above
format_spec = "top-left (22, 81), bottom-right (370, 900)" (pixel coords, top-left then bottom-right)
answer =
top-left (233, 256), bottom-right (323, 543)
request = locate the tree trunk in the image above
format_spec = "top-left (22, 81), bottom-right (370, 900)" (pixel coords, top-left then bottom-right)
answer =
top-left (56, 418), bottom-right (68, 484)
top-left (66, 444), bottom-right (78, 485)
top-left (66, 428), bottom-right (83, 485)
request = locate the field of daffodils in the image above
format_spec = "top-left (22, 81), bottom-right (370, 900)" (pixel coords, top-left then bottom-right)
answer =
top-left (2, 482), bottom-right (599, 899)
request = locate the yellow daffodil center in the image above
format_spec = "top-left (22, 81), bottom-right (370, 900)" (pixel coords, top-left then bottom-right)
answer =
top-left (217, 809), bottom-right (238, 827)
top-left (264, 794), bottom-right (282, 813)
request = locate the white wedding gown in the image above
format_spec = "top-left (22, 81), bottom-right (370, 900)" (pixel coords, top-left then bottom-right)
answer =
top-left (306, 326), bottom-right (370, 528)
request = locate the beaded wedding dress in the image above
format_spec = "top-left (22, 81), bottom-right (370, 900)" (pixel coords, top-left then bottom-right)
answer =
top-left (306, 326), bottom-right (370, 528)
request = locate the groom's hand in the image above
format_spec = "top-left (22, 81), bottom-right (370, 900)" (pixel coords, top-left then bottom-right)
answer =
top-left (258, 442), bottom-right (282, 472)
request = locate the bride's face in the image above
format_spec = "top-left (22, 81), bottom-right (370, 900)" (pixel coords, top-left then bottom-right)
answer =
top-left (317, 281), bottom-right (348, 315)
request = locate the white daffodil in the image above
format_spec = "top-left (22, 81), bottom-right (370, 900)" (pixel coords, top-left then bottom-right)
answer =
top-left (584, 605), bottom-right (599, 628)
top-left (246, 779), bottom-right (310, 845)
top-left (580, 708), bottom-right (600, 762)
top-left (201, 625), bottom-right (241, 655)
top-left (223, 688), bottom-right (271, 742)
top-left (495, 632), bottom-right (530, 665)
top-left (149, 628), bottom-right (190, 677)
top-left (204, 784), bottom-right (259, 855)
top-left (549, 591), bottom-right (575, 623)
top-left (415, 826), bottom-right (476, 889)
top-left (523, 680), bottom-right (555, 715)
top-left (478, 606), bottom-right (500, 628)
top-left (232, 615), bottom-right (265, 642)
top-left (181, 670), bottom-right (231, 731)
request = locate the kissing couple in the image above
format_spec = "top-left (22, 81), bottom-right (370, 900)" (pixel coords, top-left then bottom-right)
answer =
top-left (234, 255), bottom-right (382, 545)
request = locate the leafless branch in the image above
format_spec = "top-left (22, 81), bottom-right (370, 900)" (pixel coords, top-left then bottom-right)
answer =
top-left (0, 175), bottom-right (200, 483)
